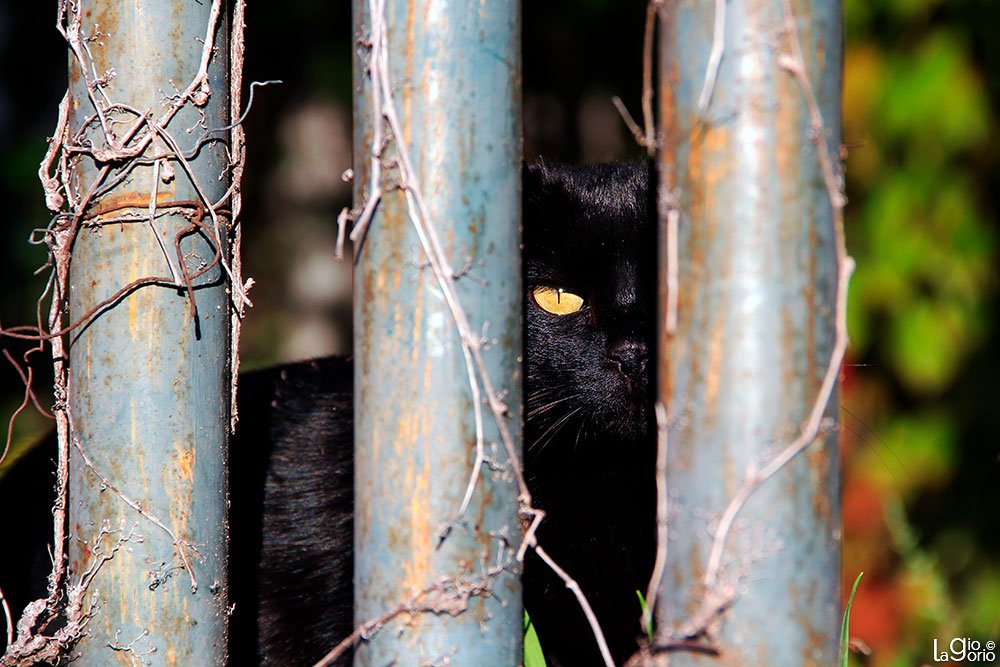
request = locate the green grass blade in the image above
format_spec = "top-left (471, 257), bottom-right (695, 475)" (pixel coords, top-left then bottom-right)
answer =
top-left (840, 572), bottom-right (864, 667)
top-left (524, 610), bottom-right (547, 667)
top-left (636, 590), bottom-right (654, 642)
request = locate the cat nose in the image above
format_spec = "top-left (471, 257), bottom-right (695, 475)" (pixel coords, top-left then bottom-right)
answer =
top-left (608, 340), bottom-right (648, 377)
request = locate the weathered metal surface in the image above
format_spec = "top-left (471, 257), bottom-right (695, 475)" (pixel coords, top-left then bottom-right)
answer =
top-left (352, 0), bottom-right (523, 664)
top-left (67, 2), bottom-right (229, 664)
top-left (656, 1), bottom-right (842, 664)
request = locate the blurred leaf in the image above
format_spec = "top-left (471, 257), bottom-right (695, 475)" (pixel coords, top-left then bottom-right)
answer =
top-left (861, 171), bottom-right (925, 286)
top-left (887, 298), bottom-right (978, 393)
top-left (845, 272), bottom-right (873, 353)
top-left (861, 411), bottom-right (955, 494)
top-left (880, 31), bottom-right (989, 155)
top-left (899, 550), bottom-right (956, 633)
top-left (881, 0), bottom-right (945, 20)
top-left (933, 528), bottom-right (975, 576)
top-left (852, 166), bottom-right (991, 391)
top-left (961, 565), bottom-right (1000, 636)
top-left (930, 178), bottom-right (996, 301)
top-left (843, 0), bottom-right (873, 37)
top-left (843, 45), bottom-right (885, 183)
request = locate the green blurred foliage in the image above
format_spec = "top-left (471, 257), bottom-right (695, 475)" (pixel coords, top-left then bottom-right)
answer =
top-left (842, 0), bottom-right (999, 665)
top-left (856, 411), bottom-right (956, 496)
top-left (845, 31), bottom-right (994, 396)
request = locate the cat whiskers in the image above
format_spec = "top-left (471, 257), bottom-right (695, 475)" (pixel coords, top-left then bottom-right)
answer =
top-left (573, 419), bottom-right (588, 452)
top-left (525, 392), bottom-right (577, 420)
top-left (527, 405), bottom-right (584, 456)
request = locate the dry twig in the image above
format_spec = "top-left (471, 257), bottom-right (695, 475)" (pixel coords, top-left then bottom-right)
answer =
top-left (697, 0), bottom-right (727, 114)
top-left (311, 568), bottom-right (502, 667)
top-left (641, 0), bottom-right (660, 150)
top-left (70, 431), bottom-right (200, 593)
top-left (613, 0), bottom-right (660, 154)
top-left (642, 402), bottom-right (669, 637)
top-left (529, 543), bottom-right (615, 667)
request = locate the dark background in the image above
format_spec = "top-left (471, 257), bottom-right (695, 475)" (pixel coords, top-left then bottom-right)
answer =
top-left (1, 2), bottom-right (997, 664)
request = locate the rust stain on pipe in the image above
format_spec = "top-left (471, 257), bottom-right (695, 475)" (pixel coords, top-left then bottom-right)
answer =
top-left (402, 438), bottom-right (433, 593)
top-left (807, 445), bottom-right (833, 523)
top-left (704, 309), bottom-right (725, 419)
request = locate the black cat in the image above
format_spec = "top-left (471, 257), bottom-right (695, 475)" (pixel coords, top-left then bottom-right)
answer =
top-left (1, 161), bottom-right (656, 667)
top-left (521, 161), bottom-right (656, 666)
top-left (231, 161), bottom-right (657, 666)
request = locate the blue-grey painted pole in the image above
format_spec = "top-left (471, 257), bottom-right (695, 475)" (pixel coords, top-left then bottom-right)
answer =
top-left (655, 1), bottom-right (842, 663)
top-left (67, 2), bottom-right (229, 663)
top-left (352, 0), bottom-right (522, 664)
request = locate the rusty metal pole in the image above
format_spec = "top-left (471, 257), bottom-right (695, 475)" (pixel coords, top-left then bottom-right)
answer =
top-left (67, 2), bottom-right (229, 663)
top-left (655, 1), bottom-right (842, 663)
top-left (351, 0), bottom-right (523, 664)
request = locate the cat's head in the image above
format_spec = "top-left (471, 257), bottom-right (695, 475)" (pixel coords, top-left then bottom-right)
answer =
top-left (523, 161), bottom-right (655, 457)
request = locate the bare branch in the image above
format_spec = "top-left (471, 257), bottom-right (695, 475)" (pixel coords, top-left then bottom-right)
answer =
top-left (71, 432), bottom-right (201, 593)
top-left (229, 0), bottom-right (250, 431)
top-left (696, 0), bottom-right (726, 114)
top-left (38, 93), bottom-right (70, 213)
top-left (335, 207), bottom-right (350, 261)
top-left (146, 158), bottom-right (183, 286)
top-left (612, 95), bottom-right (648, 148)
top-left (664, 203), bottom-right (679, 335)
top-left (0, 586), bottom-right (12, 654)
top-left (311, 571), bottom-right (501, 667)
top-left (532, 545), bottom-right (615, 667)
top-left (642, 402), bottom-right (669, 636)
top-left (641, 0), bottom-right (659, 151)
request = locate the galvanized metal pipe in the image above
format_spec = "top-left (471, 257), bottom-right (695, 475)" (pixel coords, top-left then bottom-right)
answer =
top-left (351, 0), bottom-right (523, 664)
top-left (67, 2), bottom-right (229, 663)
top-left (656, 1), bottom-right (842, 663)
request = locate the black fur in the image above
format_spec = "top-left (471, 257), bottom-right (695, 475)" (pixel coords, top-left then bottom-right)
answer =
top-left (228, 357), bottom-right (354, 665)
top-left (522, 162), bottom-right (657, 666)
top-left (0, 162), bottom-right (656, 667)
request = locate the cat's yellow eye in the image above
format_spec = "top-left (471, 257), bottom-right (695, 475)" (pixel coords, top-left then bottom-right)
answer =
top-left (532, 286), bottom-right (584, 315)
